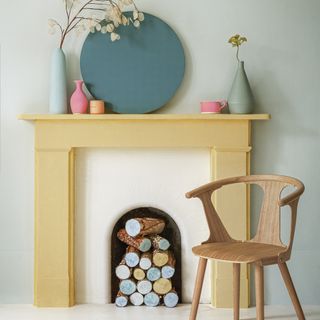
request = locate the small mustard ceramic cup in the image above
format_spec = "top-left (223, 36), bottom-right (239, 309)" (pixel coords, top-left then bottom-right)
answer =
top-left (90, 100), bottom-right (105, 114)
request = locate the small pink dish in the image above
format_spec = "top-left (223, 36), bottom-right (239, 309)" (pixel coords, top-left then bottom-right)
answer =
top-left (200, 100), bottom-right (228, 114)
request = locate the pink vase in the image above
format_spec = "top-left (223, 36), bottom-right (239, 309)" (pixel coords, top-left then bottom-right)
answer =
top-left (70, 80), bottom-right (88, 114)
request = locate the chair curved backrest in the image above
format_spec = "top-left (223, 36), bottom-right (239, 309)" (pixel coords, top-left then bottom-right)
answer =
top-left (186, 175), bottom-right (305, 261)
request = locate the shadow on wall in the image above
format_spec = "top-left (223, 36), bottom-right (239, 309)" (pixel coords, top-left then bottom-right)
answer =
top-left (249, 68), bottom-right (320, 305)
top-left (155, 29), bottom-right (192, 114)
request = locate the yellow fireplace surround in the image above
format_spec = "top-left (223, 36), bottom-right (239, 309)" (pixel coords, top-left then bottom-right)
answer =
top-left (19, 113), bottom-right (269, 308)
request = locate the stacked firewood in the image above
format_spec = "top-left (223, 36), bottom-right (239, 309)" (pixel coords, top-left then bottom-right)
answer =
top-left (115, 217), bottom-right (179, 308)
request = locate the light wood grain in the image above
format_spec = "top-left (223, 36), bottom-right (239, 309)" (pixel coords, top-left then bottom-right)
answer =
top-left (192, 241), bottom-right (286, 263)
top-left (189, 258), bottom-right (207, 320)
top-left (153, 278), bottom-right (172, 295)
top-left (278, 262), bottom-right (305, 320)
top-left (187, 174), bottom-right (305, 320)
top-left (255, 264), bottom-right (264, 320)
top-left (233, 264), bottom-right (240, 320)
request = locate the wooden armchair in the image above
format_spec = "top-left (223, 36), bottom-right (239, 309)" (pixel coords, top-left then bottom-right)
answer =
top-left (186, 175), bottom-right (305, 320)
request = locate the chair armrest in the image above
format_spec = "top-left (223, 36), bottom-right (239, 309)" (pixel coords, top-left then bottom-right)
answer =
top-left (278, 198), bottom-right (300, 262)
top-left (278, 182), bottom-right (305, 207)
top-left (185, 176), bottom-right (247, 199)
top-left (185, 179), bottom-right (235, 242)
top-left (185, 181), bottom-right (222, 199)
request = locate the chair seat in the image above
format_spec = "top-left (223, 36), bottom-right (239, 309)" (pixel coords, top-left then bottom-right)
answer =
top-left (192, 241), bottom-right (287, 263)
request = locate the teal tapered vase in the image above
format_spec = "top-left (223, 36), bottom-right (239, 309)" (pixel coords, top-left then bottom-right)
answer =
top-left (49, 48), bottom-right (67, 114)
top-left (228, 61), bottom-right (254, 114)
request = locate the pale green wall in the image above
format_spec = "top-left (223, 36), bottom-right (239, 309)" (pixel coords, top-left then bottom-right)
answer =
top-left (0, 0), bottom-right (319, 304)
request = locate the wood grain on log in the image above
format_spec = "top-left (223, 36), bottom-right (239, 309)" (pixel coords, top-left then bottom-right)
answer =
top-left (133, 267), bottom-right (145, 281)
top-left (139, 252), bottom-right (152, 270)
top-left (115, 258), bottom-right (132, 280)
top-left (137, 279), bottom-right (152, 295)
top-left (117, 229), bottom-right (151, 252)
top-left (130, 292), bottom-right (144, 306)
top-left (153, 278), bottom-right (172, 295)
top-left (161, 251), bottom-right (176, 279)
top-left (146, 266), bottom-right (161, 281)
top-left (119, 279), bottom-right (136, 295)
top-left (124, 246), bottom-right (140, 267)
top-left (161, 266), bottom-right (175, 279)
top-left (163, 289), bottom-right (179, 308)
top-left (144, 291), bottom-right (160, 307)
top-left (125, 218), bottom-right (165, 237)
top-left (115, 291), bottom-right (128, 307)
top-left (150, 235), bottom-right (170, 250)
top-left (153, 249), bottom-right (169, 267)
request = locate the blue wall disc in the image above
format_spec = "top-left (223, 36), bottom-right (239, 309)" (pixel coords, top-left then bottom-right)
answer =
top-left (80, 12), bottom-right (185, 114)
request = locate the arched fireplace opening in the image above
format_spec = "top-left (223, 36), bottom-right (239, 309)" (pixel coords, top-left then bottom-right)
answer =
top-left (111, 207), bottom-right (182, 304)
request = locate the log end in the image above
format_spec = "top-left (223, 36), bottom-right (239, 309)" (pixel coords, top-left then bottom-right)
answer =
top-left (137, 280), bottom-right (152, 295)
top-left (133, 268), bottom-right (146, 281)
top-left (140, 238), bottom-right (152, 252)
top-left (115, 264), bottom-right (131, 280)
top-left (115, 295), bottom-right (128, 307)
top-left (130, 292), bottom-right (144, 306)
top-left (153, 278), bottom-right (172, 295)
top-left (139, 257), bottom-right (152, 270)
top-left (153, 251), bottom-right (169, 267)
top-left (146, 267), bottom-right (161, 282)
top-left (125, 219), bottom-right (141, 237)
top-left (144, 292), bottom-right (160, 307)
top-left (161, 265), bottom-right (175, 279)
top-left (159, 238), bottom-right (170, 251)
top-left (125, 252), bottom-right (140, 268)
top-left (164, 291), bottom-right (179, 308)
top-left (119, 279), bottom-right (136, 295)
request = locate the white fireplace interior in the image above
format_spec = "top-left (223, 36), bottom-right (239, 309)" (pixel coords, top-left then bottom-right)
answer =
top-left (75, 148), bottom-right (211, 304)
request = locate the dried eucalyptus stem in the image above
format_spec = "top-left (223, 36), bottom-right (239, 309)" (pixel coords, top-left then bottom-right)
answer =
top-left (48, 0), bottom-right (145, 48)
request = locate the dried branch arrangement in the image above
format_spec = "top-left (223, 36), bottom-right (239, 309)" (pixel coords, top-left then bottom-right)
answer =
top-left (49, 0), bottom-right (145, 48)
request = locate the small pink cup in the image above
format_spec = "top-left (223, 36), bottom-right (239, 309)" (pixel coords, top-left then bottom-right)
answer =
top-left (200, 100), bottom-right (228, 114)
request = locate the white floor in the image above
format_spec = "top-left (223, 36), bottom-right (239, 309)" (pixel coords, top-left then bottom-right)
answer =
top-left (0, 304), bottom-right (319, 320)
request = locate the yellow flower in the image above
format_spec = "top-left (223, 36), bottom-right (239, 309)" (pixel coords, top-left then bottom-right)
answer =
top-left (228, 34), bottom-right (247, 47)
top-left (228, 34), bottom-right (247, 62)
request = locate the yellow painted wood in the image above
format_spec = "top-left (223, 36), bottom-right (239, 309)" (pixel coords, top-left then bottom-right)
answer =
top-left (211, 146), bottom-right (251, 308)
top-left (29, 119), bottom-right (252, 150)
top-left (18, 113), bottom-right (270, 121)
top-left (20, 114), bottom-right (269, 307)
top-left (35, 147), bottom-right (75, 307)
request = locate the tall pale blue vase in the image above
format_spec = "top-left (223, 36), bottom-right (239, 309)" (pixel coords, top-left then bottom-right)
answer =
top-left (228, 61), bottom-right (254, 114)
top-left (49, 48), bottom-right (67, 114)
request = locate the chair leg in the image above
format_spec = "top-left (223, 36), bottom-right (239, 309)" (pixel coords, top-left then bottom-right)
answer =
top-left (255, 264), bottom-right (264, 320)
top-left (189, 257), bottom-right (207, 320)
top-left (233, 263), bottom-right (240, 320)
top-left (278, 262), bottom-right (305, 320)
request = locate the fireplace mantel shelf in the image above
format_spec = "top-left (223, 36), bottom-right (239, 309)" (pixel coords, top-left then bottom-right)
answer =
top-left (21, 112), bottom-right (270, 308)
top-left (18, 113), bottom-right (270, 121)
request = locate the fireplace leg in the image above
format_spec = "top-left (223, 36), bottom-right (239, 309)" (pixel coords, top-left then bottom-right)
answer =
top-left (189, 257), bottom-right (207, 320)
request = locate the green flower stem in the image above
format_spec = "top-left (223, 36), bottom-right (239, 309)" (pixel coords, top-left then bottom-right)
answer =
top-left (236, 46), bottom-right (240, 62)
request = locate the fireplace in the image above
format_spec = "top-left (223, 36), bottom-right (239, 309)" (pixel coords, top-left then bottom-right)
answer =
top-left (19, 113), bottom-right (269, 307)
top-left (111, 207), bottom-right (182, 304)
